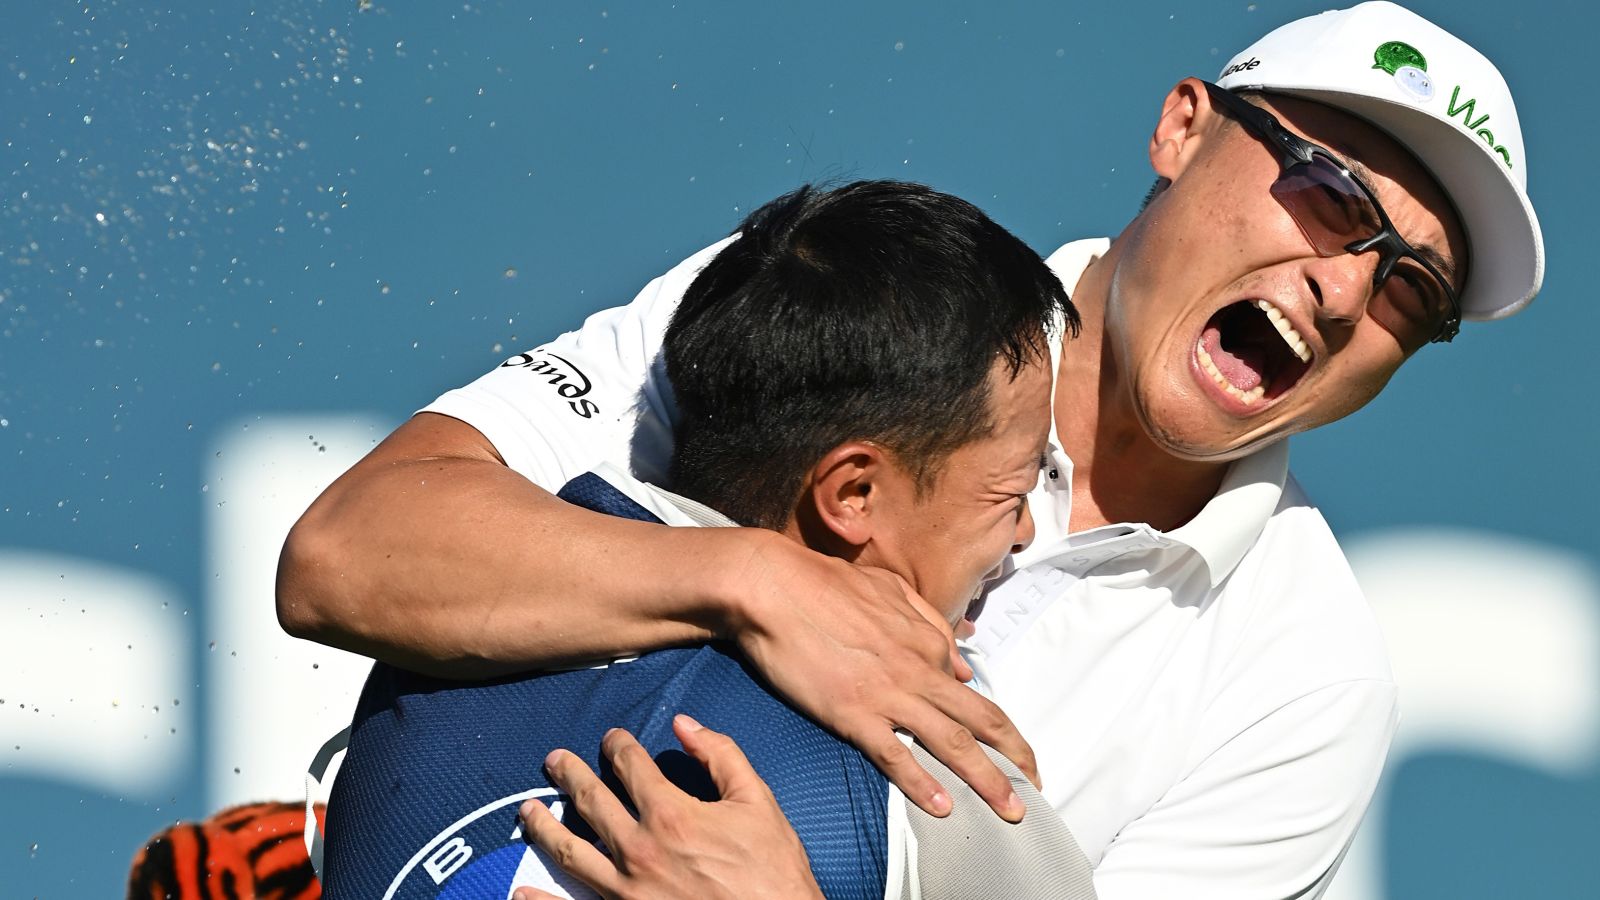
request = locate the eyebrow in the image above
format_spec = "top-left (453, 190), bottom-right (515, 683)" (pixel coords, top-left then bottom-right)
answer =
top-left (1339, 154), bottom-right (1462, 286)
top-left (1412, 242), bottom-right (1460, 287)
top-left (1339, 154), bottom-right (1382, 198)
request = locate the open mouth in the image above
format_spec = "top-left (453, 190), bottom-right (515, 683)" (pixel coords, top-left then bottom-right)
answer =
top-left (1195, 300), bottom-right (1313, 408)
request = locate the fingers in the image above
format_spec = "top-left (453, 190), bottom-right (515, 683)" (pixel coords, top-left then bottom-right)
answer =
top-left (903, 585), bottom-right (954, 641)
top-left (946, 640), bottom-right (974, 683)
top-left (848, 718), bottom-right (953, 817)
top-left (599, 727), bottom-right (682, 818)
top-left (972, 714), bottom-right (1040, 792)
top-left (671, 714), bottom-right (772, 804)
top-left (953, 614), bottom-right (977, 642)
top-left (511, 889), bottom-right (562, 900)
top-left (518, 795), bottom-right (623, 898)
top-left (891, 696), bottom-right (1026, 823)
top-left (541, 747), bottom-right (640, 852)
top-left (875, 580), bottom-right (1035, 805)
top-left (926, 679), bottom-right (1040, 790)
top-left (901, 588), bottom-right (975, 684)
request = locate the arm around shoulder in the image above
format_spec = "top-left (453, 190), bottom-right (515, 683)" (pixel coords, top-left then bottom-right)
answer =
top-left (275, 411), bottom-right (746, 677)
top-left (276, 234), bottom-right (1038, 817)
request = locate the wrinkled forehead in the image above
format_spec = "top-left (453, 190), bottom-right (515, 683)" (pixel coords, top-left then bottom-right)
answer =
top-left (1253, 92), bottom-right (1470, 280)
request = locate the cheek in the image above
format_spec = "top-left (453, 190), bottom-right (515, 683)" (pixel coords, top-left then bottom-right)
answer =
top-left (1108, 203), bottom-right (1185, 331)
top-left (969, 512), bottom-right (1022, 574)
top-left (931, 515), bottom-right (1005, 593)
top-left (1105, 256), bottom-right (1171, 389)
top-left (1112, 200), bottom-right (1249, 367)
top-left (1308, 344), bottom-right (1405, 426)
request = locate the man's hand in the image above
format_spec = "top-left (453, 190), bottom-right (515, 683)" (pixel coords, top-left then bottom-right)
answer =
top-left (514, 715), bottom-right (822, 900)
top-left (723, 530), bottom-right (1037, 822)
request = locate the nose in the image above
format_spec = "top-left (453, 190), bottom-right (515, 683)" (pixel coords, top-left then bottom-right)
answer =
top-left (1012, 497), bottom-right (1036, 554)
top-left (1303, 250), bottom-right (1381, 329)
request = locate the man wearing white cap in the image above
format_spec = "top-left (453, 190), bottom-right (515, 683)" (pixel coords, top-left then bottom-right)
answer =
top-left (278, 2), bottom-right (1543, 896)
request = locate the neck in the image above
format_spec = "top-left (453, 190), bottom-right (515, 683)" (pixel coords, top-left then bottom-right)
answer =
top-left (1056, 235), bottom-right (1229, 533)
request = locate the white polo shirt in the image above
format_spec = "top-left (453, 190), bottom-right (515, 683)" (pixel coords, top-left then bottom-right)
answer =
top-left (423, 237), bottom-right (1397, 900)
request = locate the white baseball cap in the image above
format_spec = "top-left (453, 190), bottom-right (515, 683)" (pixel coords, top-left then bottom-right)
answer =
top-left (1216, 0), bottom-right (1543, 322)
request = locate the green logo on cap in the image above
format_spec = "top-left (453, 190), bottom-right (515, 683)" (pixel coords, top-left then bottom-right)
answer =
top-left (1373, 40), bottom-right (1435, 102)
top-left (1368, 41), bottom-right (1513, 170)
top-left (1372, 41), bottom-right (1427, 75)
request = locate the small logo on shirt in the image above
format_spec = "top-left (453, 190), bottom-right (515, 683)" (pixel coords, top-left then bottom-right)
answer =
top-left (500, 350), bottom-right (601, 419)
top-left (386, 788), bottom-right (602, 899)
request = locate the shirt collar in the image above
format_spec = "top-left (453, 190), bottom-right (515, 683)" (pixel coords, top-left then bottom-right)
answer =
top-left (1165, 439), bottom-right (1288, 587)
top-left (1044, 237), bottom-right (1111, 301)
top-left (1041, 237), bottom-right (1112, 477)
top-left (592, 462), bottom-right (739, 528)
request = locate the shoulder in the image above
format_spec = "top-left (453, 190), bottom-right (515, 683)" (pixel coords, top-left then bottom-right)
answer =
top-left (1226, 472), bottom-right (1393, 680)
top-left (417, 237), bottom-right (739, 488)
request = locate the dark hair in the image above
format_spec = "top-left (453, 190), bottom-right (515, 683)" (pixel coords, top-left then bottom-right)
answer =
top-left (664, 180), bottom-right (1077, 529)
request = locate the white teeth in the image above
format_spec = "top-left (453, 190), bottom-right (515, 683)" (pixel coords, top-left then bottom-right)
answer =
top-left (1196, 341), bottom-right (1267, 405)
top-left (1254, 300), bottom-right (1312, 363)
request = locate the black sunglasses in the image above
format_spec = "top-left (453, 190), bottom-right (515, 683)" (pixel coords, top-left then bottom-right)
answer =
top-left (1202, 81), bottom-right (1461, 348)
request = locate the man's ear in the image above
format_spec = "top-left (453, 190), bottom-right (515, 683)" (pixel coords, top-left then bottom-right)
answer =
top-left (1149, 77), bottom-right (1218, 184)
top-left (800, 441), bottom-right (891, 553)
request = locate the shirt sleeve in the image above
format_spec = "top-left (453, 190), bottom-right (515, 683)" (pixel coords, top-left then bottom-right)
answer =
top-left (420, 236), bottom-right (737, 491)
top-left (1090, 679), bottom-right (1398, 900)
top-left (897, 742), bottom-right (1097, 900)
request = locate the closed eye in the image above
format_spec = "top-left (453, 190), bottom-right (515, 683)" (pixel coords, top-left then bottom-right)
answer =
top-left (1387, 261), bottom-right (1447, 323)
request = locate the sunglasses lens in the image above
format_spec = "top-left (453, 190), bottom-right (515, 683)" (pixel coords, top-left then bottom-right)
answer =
top-left (1367, 260), bottom-right (1451, 353)
top-left (1271, 156), bottom-right (1451, 351)
top-left (1269, 157), bottom-right (1382, 255)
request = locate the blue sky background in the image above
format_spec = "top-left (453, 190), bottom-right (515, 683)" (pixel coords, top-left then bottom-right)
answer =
top-left (3, 1), bottom-right (1594, 895)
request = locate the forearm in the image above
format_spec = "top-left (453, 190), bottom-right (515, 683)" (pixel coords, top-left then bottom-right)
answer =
top-left (276, 437), bottom-right (761, 678)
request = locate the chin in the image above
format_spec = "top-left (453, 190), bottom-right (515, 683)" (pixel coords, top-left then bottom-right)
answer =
top-left (1132, 376), bottom-right (1300, 464)
top-left (1155, 427), bottom-right (1288, 463)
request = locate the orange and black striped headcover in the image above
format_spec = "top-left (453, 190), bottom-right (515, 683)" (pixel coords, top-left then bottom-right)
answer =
top-left (127, 801), bottom-right (325, 900)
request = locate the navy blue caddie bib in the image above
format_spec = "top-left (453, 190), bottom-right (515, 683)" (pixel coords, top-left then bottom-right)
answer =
top-left (321, 472), bottom-right (890, 900)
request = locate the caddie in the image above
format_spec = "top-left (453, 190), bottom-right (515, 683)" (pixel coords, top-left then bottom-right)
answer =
top-left (277, 3), bottom-right (1542, 896)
